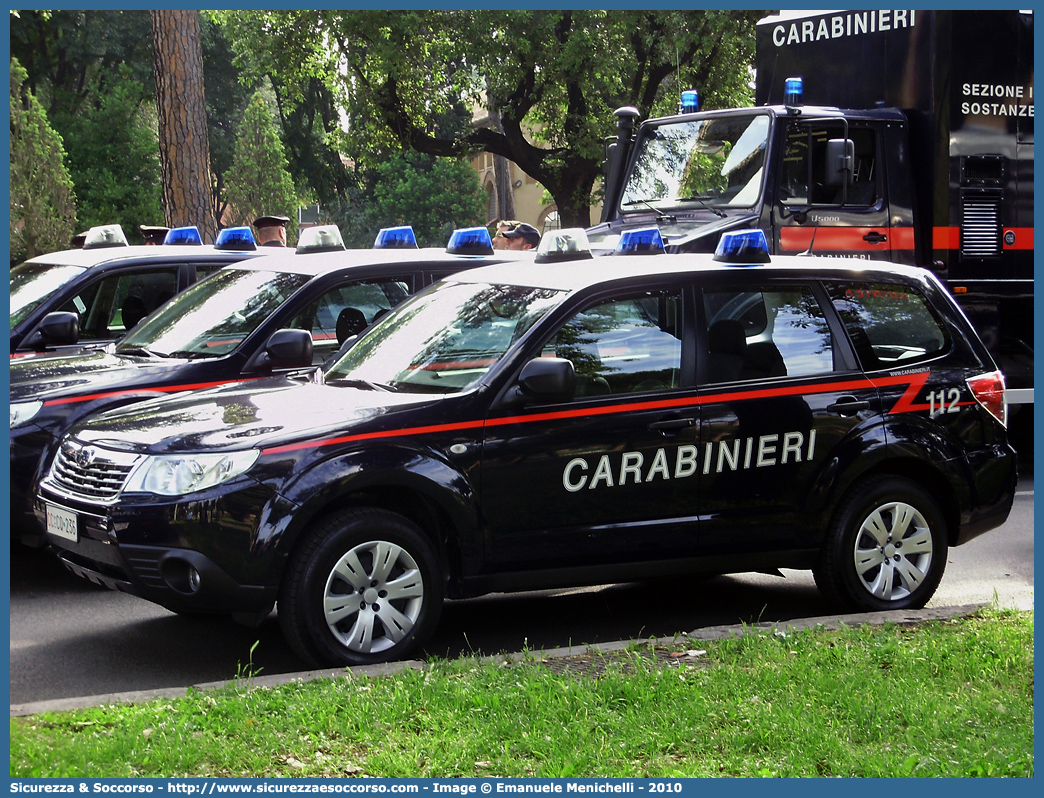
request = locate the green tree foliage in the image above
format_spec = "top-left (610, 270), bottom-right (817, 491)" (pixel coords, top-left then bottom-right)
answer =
top-left (11, 10), bottom-right (258, 237)
top-left (10, 10), bottom-right (155, 120)
top-left (223, 92), bottom-right (300, 240)
top-left (56, 67), bottom-right (163, 234)
top-left (214, 9), bottom-right (765, 227)
top-left (9, 58), bottom-right (77, 262)
top-left (340, 152), bottom-right (486, 248)
top-left (201, 14), bottom-right (264, 225)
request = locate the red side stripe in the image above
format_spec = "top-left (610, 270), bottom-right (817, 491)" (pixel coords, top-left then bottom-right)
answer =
top-left (934, 226), bottom-right (1034, 251)
top-left (43, 378), bottom-right (261, 407)
top-left (261, 372), bottom-right (930, 456)
top-left (779, 227), bottom-right (913, 252)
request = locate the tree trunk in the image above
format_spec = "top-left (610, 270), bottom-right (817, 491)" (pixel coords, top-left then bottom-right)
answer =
top-left (150, 10), bottom-right (217, 242)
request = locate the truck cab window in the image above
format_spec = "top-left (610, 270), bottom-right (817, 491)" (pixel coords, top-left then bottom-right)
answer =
top-left (780, 125), bottom-right (878, 207)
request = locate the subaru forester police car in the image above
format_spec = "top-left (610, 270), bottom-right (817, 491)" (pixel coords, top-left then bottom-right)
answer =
top-left (35, 229), bottom-right (1016, 667)
top-left (12, 225), bottom-right (526, 543)
top-left (10, 225), bottom-right (271, 356)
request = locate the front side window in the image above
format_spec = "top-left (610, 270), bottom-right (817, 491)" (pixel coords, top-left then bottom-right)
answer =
top-left (118, 267), bottom-right (310, 358)
top-left (827, 282), bottom-right (948, 370)
top-left (702, 286), bottom-right (834, 383)
top-left (544, 290), bottom-right (684, 397)
top-left (621, 113), bottom-right (770, 210)
top-left (289, 279), bottom-right (412, 363)
top-left (9, 262), bottom-right (86, 327)
top-left (327, 281), bottom-right (565, 394)
top-left (72, 269), bottom-right (180, 338)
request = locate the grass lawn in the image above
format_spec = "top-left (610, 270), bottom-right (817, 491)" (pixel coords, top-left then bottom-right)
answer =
top-left (10, 609), bottom-right (1033, 778)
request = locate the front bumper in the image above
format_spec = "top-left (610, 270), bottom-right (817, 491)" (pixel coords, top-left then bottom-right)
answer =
top-left (10, 426), bottom-right (52, 542)
top-left (33, 481), bottom-right (282, 618)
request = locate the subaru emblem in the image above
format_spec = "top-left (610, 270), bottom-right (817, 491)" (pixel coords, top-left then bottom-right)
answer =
top-left (75, 446), bottom-right (96, 469)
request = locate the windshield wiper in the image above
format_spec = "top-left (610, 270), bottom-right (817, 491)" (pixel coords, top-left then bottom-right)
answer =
top-left (331, 378), bottom-right (396, 392)
top-left (621, 198), bottom-right (677, 223)
top-left (164, 350), bottom-right (217, 359)
top-left (677, 195), bottom-right (727, 218)
top-left (116, 346), bottom-right (166, 358)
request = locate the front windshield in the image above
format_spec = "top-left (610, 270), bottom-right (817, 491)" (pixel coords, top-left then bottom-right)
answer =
top-left (118, 268), bottom-right (309, 358)
top-left (10, 262), bottom-right (86, 328)
top-left (327, 280), bottom-right (564, 394)
top-left (620, 113), bottom-right (770, 210)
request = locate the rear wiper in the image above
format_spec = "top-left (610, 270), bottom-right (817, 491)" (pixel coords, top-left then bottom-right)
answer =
top-left (677, 195), bottom-right (727, 218)
top-left (621, 198), bottom-right (676, 223)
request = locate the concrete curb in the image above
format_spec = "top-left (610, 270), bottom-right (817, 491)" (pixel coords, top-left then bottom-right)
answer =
top-left (10, 603), bottom-right (986, 717)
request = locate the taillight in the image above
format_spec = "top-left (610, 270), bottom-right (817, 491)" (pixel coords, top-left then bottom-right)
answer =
top-left (967, 370), bottom-right (1007, 427)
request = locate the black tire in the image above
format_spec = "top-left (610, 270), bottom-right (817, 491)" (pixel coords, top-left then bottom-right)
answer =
top-left (813, 476), bottom-right (948, 612)
top-left (278, 507), bottom-right (445, 667)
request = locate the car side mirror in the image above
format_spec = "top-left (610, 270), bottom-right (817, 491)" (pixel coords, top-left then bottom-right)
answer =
top-left (513, 357), bottom-right (575, 404)
top-left (244, 328), bottom-right (313, 372)
top-left (23, 311), bottom-right (79, 350)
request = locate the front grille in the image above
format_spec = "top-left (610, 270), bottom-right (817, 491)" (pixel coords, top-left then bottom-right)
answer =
top-left (47, 439), bottom-right (141, 502)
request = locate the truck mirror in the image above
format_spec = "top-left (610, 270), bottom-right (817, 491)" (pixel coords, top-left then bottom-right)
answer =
top-left (825, 139), bottom-right (855, 188)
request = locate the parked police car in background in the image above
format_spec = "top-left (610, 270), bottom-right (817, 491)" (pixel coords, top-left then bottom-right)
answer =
top-left (10, 224), bottom-right (271, 356)
top-left (12, 225), bottom-right (525, 543)
top-left (35, 230), bottom-right (1016, 667)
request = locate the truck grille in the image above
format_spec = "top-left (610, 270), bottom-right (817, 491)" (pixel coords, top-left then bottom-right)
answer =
top-left (961, 200), bottom-right (1001, 257)
top-left (47, 439), bottom-right (141, 502)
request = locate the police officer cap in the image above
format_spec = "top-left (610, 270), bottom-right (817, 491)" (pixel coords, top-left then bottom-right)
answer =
top-left (503, 222), bottom-right (541, 248)
top-left (253, 215), bottom-right (291, 229)
top-left (139, 225), bottom-right (170, 243)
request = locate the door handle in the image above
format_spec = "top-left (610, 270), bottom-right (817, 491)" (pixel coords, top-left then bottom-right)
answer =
top-left (863, 231), bottom-right (888, 245)
top-left (826, 397), bottom-right (870, 416)
top-left (648, 417), bottom-right (697, 432)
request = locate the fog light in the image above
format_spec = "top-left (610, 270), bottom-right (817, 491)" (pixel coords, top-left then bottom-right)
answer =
top-left (188, 566), bottom-right (201, 593)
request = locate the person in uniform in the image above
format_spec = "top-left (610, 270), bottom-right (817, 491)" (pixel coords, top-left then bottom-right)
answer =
top-left (140, 225), bottom-right (170, 245)
top-left (498, 221), bottom-right (541, 251)
top-left (492, 219), bottom-right (518, 250)
top-left (253, 215), bottom-right (291, 247)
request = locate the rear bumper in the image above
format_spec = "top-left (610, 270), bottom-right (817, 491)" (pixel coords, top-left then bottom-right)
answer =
top-left (953, 444), bottom-right (1019, 547)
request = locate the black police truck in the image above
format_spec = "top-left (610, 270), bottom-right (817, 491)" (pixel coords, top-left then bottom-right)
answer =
top-left (35, 230), bottom-right (1016, 667)
top-left (592, 9), bottom-right (1033, 450)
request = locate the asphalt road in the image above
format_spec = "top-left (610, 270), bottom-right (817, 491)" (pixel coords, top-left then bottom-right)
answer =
top-left (9, 475), bottom-right (1033, 706)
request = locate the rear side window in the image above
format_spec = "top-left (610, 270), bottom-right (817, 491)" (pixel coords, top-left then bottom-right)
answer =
top-left (827, 282), bottom-right (948, 371)
top-left (702, 285), bottom-right (835, 383)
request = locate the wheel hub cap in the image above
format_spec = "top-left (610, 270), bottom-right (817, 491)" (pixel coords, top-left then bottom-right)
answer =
top-left (323, 539), bottom-right (425, 655)
top-left (853, 501), bottom-right (933, 602)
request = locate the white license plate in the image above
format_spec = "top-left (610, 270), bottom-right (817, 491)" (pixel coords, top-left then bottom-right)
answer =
top-left (46, 504), bottom-right (79, 543)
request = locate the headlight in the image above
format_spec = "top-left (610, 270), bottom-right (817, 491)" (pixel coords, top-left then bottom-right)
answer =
top-left (123, 450), bottom-right (260, 496)
top-left (10, 401), bottom-right (43, 428)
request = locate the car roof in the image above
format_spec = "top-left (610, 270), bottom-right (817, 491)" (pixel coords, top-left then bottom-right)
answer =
top-left (447, 253), bottom-right (938, 293)
top-left (24, 245), bottom-right (273, 268)
top-left (226, 247), bottom-right (536, 278)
